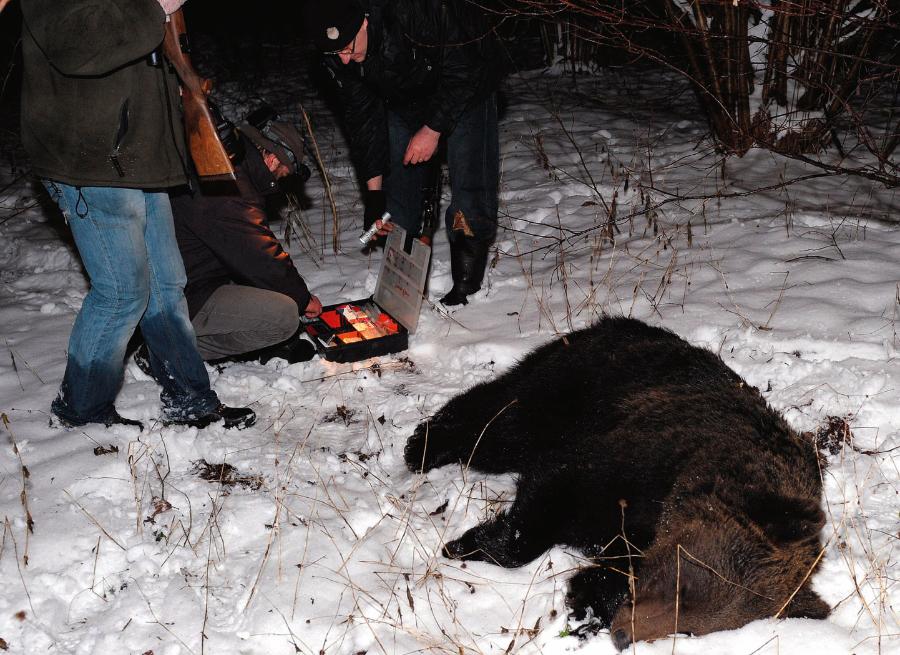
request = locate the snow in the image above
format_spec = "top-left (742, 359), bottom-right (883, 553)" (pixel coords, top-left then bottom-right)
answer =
top-left (1, 66), bottom-right (898, 655)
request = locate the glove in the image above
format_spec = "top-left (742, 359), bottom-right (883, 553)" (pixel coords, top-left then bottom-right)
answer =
top-left (158, 0), bottom-right (187, 15)
top-left (363, 190), bottom-right (387, 232)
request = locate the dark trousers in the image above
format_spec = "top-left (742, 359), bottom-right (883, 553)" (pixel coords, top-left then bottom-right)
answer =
top-left (191, 284), bottom-right (300, 360)
top-left (386, 94), bottom-right (499, 242)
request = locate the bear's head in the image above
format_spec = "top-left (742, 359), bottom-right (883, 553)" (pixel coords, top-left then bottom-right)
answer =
top-left (607, 492), bottom-right (830, 650)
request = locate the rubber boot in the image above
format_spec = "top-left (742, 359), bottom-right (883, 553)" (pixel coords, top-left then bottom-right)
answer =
top-left (440, 236), bottom-right (491, 306)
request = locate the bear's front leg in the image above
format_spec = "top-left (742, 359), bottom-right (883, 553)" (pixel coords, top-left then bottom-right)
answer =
top-left (442, 468), bottom-right (568, 567)
top-left (442, 513), bottom-right (553, 568)
top-left (405, 380), bottom-right (518, 474)
top-left (404, 416), bottom-right (467, 473)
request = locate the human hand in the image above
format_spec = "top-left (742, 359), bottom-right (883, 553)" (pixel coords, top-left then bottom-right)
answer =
top-left (373, 217), bottom-right (394, 237)
top-left (403, 126), bottom-right (440, 166)
top-left (158, 0), bottom-right (187, 15)
top-left (304, 295), bottom-right (323, 318)
top-left (360, 214), bottom-right (394, 245)
top-left (0, 0), bottom-right (14, 15)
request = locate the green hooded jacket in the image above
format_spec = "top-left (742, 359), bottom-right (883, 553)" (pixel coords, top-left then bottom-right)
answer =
top-left (20, 0), bottom-right (188, 188)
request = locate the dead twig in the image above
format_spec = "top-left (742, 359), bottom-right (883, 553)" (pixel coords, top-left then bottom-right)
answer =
top-left (299, 104), bottom-right (341, 253)
top-left (3, 517), bottom-right (36, 617)
top-left (2, 413), bottom-right (33, 566)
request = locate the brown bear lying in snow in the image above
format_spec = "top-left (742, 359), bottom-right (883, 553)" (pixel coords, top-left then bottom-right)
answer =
top-left (404, 317), bottom-right (830, 649)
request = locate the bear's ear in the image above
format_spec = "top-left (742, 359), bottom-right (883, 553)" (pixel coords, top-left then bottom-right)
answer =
top-left (744, 491), bottom-right (824, 544)
top-left (780, 586), bottom-right (831, 620)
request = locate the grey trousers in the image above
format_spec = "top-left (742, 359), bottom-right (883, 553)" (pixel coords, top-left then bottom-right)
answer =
top-left (191, 284), bottom-right (300, 360)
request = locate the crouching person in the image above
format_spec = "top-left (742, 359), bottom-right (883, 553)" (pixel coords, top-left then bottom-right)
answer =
top-left (20, 0), bottom-right (255, 430)
top-left (155, 107), bottom-right (322, 366)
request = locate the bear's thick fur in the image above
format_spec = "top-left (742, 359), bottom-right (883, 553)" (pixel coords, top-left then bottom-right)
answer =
top-left (404, 318), bottom-right (830, 649)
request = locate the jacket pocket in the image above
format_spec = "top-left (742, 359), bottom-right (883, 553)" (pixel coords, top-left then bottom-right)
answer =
top-left (109, 98), bottom-right (130, 177)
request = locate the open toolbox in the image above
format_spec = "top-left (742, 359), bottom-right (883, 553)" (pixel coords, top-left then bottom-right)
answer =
top-left (303, 226), bottom-right (430, 363)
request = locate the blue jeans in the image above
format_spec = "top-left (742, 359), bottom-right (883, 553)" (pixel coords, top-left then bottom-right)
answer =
top-left (44, 181), bottom-right (220, 424)
top-left (386, 94), bottom-right (499, 242)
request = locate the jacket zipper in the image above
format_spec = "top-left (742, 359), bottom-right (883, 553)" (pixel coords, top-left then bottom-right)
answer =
top-left (109, 99), bottom-right (130, 177)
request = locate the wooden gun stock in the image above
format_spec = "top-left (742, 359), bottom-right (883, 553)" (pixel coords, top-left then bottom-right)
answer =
top-left (162, 10), bottom-right (235, 182)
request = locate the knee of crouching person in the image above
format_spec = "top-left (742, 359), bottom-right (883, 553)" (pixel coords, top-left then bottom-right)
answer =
top-left (272, 295), bottom-right (302, 341)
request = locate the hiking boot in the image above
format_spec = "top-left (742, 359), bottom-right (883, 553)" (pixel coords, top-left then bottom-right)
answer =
top-left (165, 404), bottom-right (257, 430)
top-left (258, 338), bottom-right (317, 364)
top-left (440, 236), bottom-right (491, 306)
top-left (208, 337), bottom-right (318, 367)
top-left (53, 408), bottom-right (144, 432)
top-left (104, 410), bottom-right (145, 431)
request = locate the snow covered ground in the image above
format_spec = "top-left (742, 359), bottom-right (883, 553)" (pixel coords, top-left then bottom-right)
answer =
top-left (1, 65), bottom-right (898, 655)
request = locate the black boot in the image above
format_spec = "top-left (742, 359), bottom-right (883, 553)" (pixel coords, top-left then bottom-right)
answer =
top-left (165, 404), bottom-right (257, 430)
top-left (440, 236), bottom-right (491, 306)
top-left (257, 337), bottom-right (317, 365)
top-left (103, 410), bottom-right (145, 431)
top-left (134, 345), bottom-right (256, 430)
top-left (52, 408), bottom-right (144, 432)
top-left (207, 335), bottom-right (317, 366)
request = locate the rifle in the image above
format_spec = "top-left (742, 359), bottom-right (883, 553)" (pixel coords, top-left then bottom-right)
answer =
top-left (418, 158), bottom-right (443, 246)
top-left (162, 10), bottom-right (235, 182)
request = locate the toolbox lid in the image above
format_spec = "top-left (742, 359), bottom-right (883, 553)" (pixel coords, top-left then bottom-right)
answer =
top-left (373, 226), bottom-right (430, 334)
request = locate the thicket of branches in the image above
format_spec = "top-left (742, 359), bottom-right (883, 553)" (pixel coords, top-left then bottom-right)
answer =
top-left (486, 0), bottom-right (900, 186)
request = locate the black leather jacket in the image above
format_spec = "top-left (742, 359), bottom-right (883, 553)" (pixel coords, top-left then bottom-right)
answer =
top-left (323, 0), bottom-right (504, 182)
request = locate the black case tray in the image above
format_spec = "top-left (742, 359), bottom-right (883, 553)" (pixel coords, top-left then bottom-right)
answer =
top-left (303, 297), bottom-right (409, 363)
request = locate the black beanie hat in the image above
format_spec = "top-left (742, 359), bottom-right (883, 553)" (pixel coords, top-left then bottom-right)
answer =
top-left (303, 0), bottom-right (366, 53)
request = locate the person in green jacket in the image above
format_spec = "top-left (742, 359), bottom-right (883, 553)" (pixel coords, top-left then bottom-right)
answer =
top-left (18, 0), bottom-right (255, 430)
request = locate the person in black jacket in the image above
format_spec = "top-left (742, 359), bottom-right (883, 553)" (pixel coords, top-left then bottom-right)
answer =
top-left (167, 112), bottom-right (323, 364)
top-left (18, 0), bottom-right (255, 430)
top-left (303, 0), bottom-right (504, 305)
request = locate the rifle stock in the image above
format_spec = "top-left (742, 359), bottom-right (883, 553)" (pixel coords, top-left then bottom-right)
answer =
top-left (162, 10), bottom-right (235, 182)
